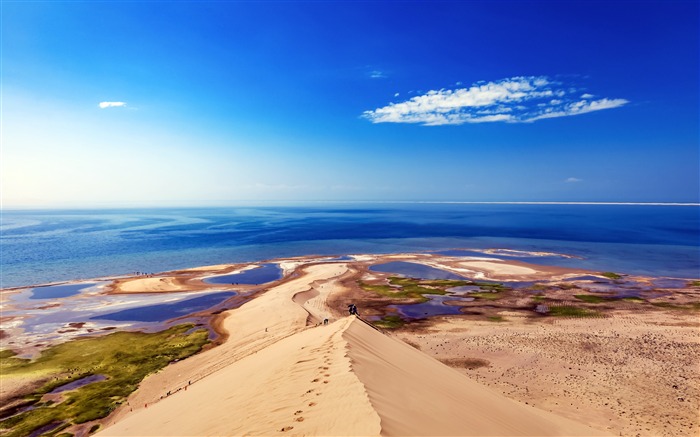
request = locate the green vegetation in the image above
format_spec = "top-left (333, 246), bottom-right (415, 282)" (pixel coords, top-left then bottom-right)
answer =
top-left (573, 294), bottom-right (608, 303)
top-left (688, 280), bottom-right (700, 287)
top-left (0, 324), bottom-right (209, 437)
top-left (469, 292), bottom-right (503, 300)
top-left (651, 302), bottom-right (700, 311)
top-left (554, 283), bottom-right (579, 290)
top-left (359, 277), bottom-right (508, 303)
top-left (373, 315), bottom-right (405, 329)
top-left (0, 349), bottom-right (18, 359)
top-left (487, 316), bottom-right (505, 322)
top-left (548, 306), bottom-right (601, 318)
top-left (528, 284), bottom-right (549, 291)
top-left (621, 296), bottom-right (645, 302)
top-left (600, 272), bottom-right (623, 280)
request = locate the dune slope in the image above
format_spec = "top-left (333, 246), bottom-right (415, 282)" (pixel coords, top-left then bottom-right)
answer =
top-left (344, 318), bottom-right (609, 436)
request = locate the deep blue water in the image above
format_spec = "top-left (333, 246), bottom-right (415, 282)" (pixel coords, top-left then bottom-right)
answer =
top-left (204, 263), bottom-right (282, 285)
top-left (1, 204), bottom-right (698, 287)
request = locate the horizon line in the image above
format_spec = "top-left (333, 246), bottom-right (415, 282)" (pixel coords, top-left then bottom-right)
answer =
top-left (2, 200), bottom-right (700, 210)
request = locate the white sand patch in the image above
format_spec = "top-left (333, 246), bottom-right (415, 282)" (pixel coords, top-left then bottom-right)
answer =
top-left (459, 261), bottom-right (537, 276)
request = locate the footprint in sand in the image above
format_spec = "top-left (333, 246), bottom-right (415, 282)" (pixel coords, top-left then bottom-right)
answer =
top-left (280, 426), bottom-right (294, 432)
top-left (308, 402), bottom-right (316, 407)
top-left (295, 417), bottom-right (305, 422)
top-left (311, 378), bottom-right (320, 383)
top-left (324, 374), bottom-right (330, 377)
top-left (294, 410), bottom-right (303, 415)
top-left (323, 380), bottom-right (329, 384)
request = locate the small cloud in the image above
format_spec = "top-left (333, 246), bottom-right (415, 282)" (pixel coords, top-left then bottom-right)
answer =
top-left (369, 70), bottom-right (386, 79)
top-left (99, 101), bottom-right (127, 109)
top-left (362, 76), bottom-right (628, 126)
top-left (566, 177), bottom-right (583, 183)
top-left (394, 92), bottom-right (400, 97)
top-left (581, 93), bottom-right (594, 99)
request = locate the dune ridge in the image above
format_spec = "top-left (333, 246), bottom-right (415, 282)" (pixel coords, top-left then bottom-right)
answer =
top-left (98, 257), bottom-right (610, 436)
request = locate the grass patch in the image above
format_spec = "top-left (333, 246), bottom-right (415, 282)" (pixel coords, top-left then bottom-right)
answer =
top-left (469, 292), bottom-right (503, 300)
top-left (555, 283), bottom-right (580, 290)
top-left (359, 277), bottom-right (508, 303)
top-left (621, 296), bottom-right (645, 302)
top-left (0, 324), bottom-right (209, 437)
top-left (0, 349), bottom-right (17, 359)
top-left (600, 272), bottom-right (622, 280)
top-left (549, 306), bottom-right (601, 318)
top-left (487, 316), bottom-right (505, 322)
top-left (373, 315), bottom-right (405, 329)
top-left (529, 284), bottom-right (549, 291)
top-left (574, 294), bottom-right (608, 303)
top-left (688, 280), bottom-right (700, 287)
top-left (416, 279), bottom-right (471, 287)
top-left (651, 302), bottom-right (700, 311)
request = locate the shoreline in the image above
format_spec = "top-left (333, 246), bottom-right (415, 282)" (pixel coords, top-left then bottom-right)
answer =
top-left (1, 252), bottom-right (698, 436)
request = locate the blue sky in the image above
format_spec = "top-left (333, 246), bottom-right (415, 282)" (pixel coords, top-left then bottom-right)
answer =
top-left (2, 1), bottom-right (698, 207)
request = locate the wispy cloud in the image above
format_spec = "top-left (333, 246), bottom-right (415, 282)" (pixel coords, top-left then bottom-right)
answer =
top-left (566, 177), bottom-right (583, 183)
top-left (99, 101), bottom-right (127, 109)
top-left (369, 70), bottom-right (386, 79)
top-left (362, 76), bottom-right (628, 126)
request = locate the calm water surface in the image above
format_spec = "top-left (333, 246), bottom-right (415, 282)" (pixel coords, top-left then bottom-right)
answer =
top-left (204, 263), bottom-right (282, 285)
top-left (2, 204), bottom-right (698, 287)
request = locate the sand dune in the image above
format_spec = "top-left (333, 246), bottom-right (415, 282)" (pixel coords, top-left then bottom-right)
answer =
top-left (345, 319), bottom-right (607, 436)
top-left (99, 261), bottom-right (610, 436)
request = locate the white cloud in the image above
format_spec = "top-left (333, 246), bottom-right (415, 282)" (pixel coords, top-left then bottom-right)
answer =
top-left (362, 76), bottom-right (628, 125)
top-left (369, 70), bottom-right (386, 79)
top-left (99, 101), bottom-right (127, 109)
top-left (394, 92), bottom-right (400, 97)
top-left (566, 177), bottom-right (583, 183)
top-left (581, 93), bottom-right (594, 99)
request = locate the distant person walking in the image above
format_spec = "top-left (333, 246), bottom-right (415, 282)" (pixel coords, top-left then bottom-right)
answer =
top-left (348, 303), bottom-right (359, 316)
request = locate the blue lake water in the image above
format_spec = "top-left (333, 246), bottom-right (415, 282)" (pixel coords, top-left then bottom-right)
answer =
top-left (204, 263), bottom-right (282, 285)
top-left (29, 283), bottom-right (97, 300)
top-left (2, 204), bottom-right (698, 287)
top-left (370, 261), bottom-right (465, 279)
top-left (92, 292), bottom-right (236, 322)
top-left (390, 295), bottom-right (469, 318)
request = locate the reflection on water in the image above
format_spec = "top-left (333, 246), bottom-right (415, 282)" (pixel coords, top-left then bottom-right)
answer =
top-left (92, 292), bottom-right (236, 322)
top-left (49, 374), bottom-right (107, 393)
top-left (204, 263), bottom-right (282, 285)
top-left (370, 261), bottom-right (465, 279)
top-left (390, 295), bottom-right (468, 318)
